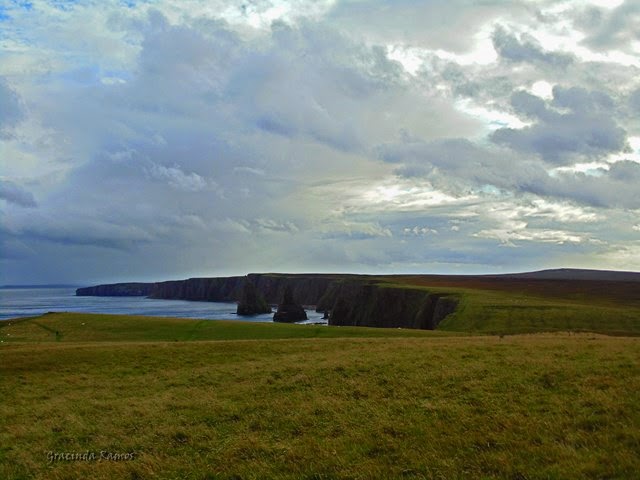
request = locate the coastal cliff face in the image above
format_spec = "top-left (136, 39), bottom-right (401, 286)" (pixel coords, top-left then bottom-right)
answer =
top-left (327, 282), bottom-right (458, 329)
top-left (76, 283), bottom-right (155, 297)
top-left (76, 274), bottom-right (459, 330)
top-left (149, 276), bottom-right (245, 302)
top-left (236, 281), bottom-right (272, 315)
top-left (249, 274), bottom-right (342, 306)
top-left (147, 274), bottom-right (342, 304)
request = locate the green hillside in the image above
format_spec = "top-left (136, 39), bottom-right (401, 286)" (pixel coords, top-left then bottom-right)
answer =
top-left (377, 276), bottom-right (640, 336)
top-left (436, 287), bottom-right (640, 335)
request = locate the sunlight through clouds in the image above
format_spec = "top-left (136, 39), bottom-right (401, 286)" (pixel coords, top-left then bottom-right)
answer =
top-left (1, 0), bottom-right (639, 282)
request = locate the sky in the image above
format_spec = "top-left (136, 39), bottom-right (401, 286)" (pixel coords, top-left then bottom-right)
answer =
top-left (1, 0), bottom-right (639, 284)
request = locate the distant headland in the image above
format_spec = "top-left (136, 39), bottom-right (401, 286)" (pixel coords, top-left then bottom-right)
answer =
top-left (76, 268), bottom-right (640, 330)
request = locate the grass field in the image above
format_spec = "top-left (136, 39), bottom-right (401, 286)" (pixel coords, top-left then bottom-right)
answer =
top-left (2, 313), bottom-right (640, 479)
top-left (0, 312), bottom-right (460, 344)
top-left (377, 277), bottom-right (640, 336)
top-left (436, 287), bottom-right (640, 336)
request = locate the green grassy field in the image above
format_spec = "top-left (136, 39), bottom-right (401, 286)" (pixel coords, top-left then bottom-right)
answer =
top-left (436, 287), bottom-right (640, 336)
top-left (377, 277), bottom-right (640, 336)
top-left (0, 312), bottom-right (460, 344)
top-left (1, 313), bottom-right (640, 479)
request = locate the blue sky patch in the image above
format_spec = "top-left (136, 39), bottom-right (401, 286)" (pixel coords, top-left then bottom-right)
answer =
top-left (12, 0), bottom-right (34, 9)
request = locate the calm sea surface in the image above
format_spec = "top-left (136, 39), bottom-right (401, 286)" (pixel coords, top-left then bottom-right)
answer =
top-left (0, 287), bottom-right (327, 324)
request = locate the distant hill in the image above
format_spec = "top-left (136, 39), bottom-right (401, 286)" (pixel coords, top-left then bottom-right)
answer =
top-left (489, 268), bottom-right (640, 282)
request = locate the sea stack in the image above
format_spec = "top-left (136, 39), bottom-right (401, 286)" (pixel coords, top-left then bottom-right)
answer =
top-left (273, 285), bottom-right (308, 322)
top-left (236, 280), bottom-right (272, 315)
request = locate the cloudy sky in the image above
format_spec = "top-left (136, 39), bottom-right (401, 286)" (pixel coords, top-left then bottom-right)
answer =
top-left (1, 0), bottom-right (639, 284)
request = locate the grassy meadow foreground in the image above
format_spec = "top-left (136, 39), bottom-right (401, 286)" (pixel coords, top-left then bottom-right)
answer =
top-left (2, 313), bottom-right (640, 479)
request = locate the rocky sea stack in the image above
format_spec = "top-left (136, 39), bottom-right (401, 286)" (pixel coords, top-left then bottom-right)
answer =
top-left (236, 281), bottom-right (272, 315)
top-left (273, 286), bottom-right (308, 323)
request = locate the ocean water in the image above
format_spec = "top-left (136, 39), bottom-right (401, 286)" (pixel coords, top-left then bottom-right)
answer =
top-left (0, 287), bottom-right (327, 324)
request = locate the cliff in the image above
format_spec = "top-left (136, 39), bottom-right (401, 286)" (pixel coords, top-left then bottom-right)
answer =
top-left (149, 276), bottom-right (245, 301)
top-left (236, 281), bottom-right (272, 315)
top-left (327, 282), bottom-right (458, 329)
top-left (76, 274), bottom-right (459, 330)
top-left (248, 274), bottom-right (351, 305)
top-left (76, 283), bottom-right (155, 297)
top-left (147, 274), bottom-right (345, 304)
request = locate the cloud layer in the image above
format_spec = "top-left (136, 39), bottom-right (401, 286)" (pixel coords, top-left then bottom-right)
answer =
top-left (1, 0), bottom-right (639, 283)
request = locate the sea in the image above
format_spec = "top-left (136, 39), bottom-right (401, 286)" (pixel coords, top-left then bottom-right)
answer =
top-left (0, 287), bottom-right (327, 324)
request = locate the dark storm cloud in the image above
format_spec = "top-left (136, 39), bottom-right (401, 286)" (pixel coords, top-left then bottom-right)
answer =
top-left (492, 26), bottom-right (574, 67)
top-left (491, 87), bottom-right (627, 163)
top-left (0, 77), bottom-right (23, 133)
top-left (543, 163), bottom-right (640, 210)
top-left (577, 0), bottom-right (640, 54)
top-left (377, 136), bottom-right (640, 209)
top-left (225, 21), bottom-right (411, 152)
top-left (21, 223), bottom-right (154, 250)
top-left (629, 88), bottom-right (640, 112)
top-left (377, 136), bottom-right (550, 194)
top-left (0, 180), bottom-right (37, 207)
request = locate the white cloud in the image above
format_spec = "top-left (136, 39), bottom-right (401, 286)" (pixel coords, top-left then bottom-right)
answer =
top-left (474, 226), bottom-right (586, 246)
top-left (320, 221), bottom-right (392, 240)
top-left (1, 1), bottom-right (639, 283)
top-left (146, 163), bottom-right (209, 192)
top-left (402, 226), bottom-right (438, 237)
top-left (254, 218), bottom-right (300, 234)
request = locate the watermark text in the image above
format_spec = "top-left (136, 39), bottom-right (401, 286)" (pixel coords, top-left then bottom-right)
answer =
top-left (46, 451), bottom-right (136, 463)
